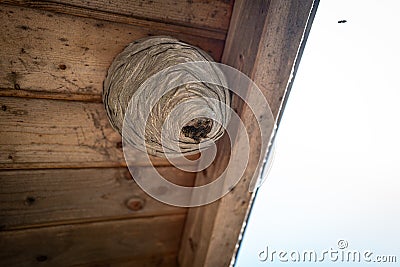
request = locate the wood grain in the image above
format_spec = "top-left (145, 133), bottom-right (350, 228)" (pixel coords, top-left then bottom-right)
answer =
top-left (0, 167), bottom-right (194, 230)
top-left (89, 254), bottom-right (178, 267)
top-left (0, 214), bottom-right (184, 266)
top-left (179, 0), bottom-right (318, 266)
top-left (0, 4), bottom-right (225, 101)
top-left (0, 2), bottom-right (232, 267)
top-left (3, 0), bottom-right (233, 37)
top-left (0, 96), bottom-right (198, 168)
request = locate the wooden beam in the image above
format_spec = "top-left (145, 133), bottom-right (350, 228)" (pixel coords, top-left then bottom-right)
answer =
top-left (0, 167), bottom-right (194, 230)
top-left (3, 0), bottom-right (233, 39)
top-left (0, 214), bottom-right (184, 266)
top-left (0, 97), bottom-right (196, 168)
top-left (0, 4), bottom-right (225, 101)
top-left (178, 0), bottom-right (318, 266)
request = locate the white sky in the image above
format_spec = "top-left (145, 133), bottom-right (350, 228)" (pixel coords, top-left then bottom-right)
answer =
top-left (235, 0), bottom-right (400, 266)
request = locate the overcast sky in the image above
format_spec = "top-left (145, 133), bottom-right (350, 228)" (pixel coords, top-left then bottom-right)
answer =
top-left (235, 0), bottom-right (400, 266)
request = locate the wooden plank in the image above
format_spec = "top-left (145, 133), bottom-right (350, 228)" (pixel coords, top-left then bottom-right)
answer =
top-left (0, 214), bottom-right (184, 266)
top-left (0, 167), bottom-right (194, 230)
top-left (0, 4), bottom-right (225, 101)
top-left (91, 254), bottom-right (178, 267)
top-left (0, 96), bottom-right (197, 168)
top-left (3, 0), bottom-right (233, 37)
top-left (178, 0), bottom-right (318, 266)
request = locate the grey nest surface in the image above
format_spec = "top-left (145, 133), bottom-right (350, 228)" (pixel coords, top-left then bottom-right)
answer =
top-left (103, 36), bottom-right (230, 158)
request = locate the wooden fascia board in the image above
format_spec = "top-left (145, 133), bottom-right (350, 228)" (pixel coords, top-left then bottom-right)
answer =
top-left (179, 0), bottom-right (319, 266)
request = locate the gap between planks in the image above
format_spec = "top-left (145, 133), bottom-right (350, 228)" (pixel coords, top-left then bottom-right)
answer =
top-left (0, 88), bottom-right (102, 102)
top-left (0, 213), bottom-right (186, 232)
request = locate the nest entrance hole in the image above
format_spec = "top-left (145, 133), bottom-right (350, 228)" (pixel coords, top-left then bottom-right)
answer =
top-left (181, 117), bottom-right (213, 143)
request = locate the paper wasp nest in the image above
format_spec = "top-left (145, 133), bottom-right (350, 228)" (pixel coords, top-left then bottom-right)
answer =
top-left (103, 36), bottom-right (230, 157)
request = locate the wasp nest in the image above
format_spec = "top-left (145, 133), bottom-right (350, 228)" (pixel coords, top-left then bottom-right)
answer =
top-left (103, 36), bottom-right (230, 157)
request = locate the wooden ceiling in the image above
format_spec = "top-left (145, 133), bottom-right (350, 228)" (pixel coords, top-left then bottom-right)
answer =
top-left (0, 0), bottom-right (317, 266)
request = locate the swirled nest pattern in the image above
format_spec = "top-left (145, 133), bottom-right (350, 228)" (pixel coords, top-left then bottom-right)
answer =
top-left (103, 36), bottom-right (230, 157)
